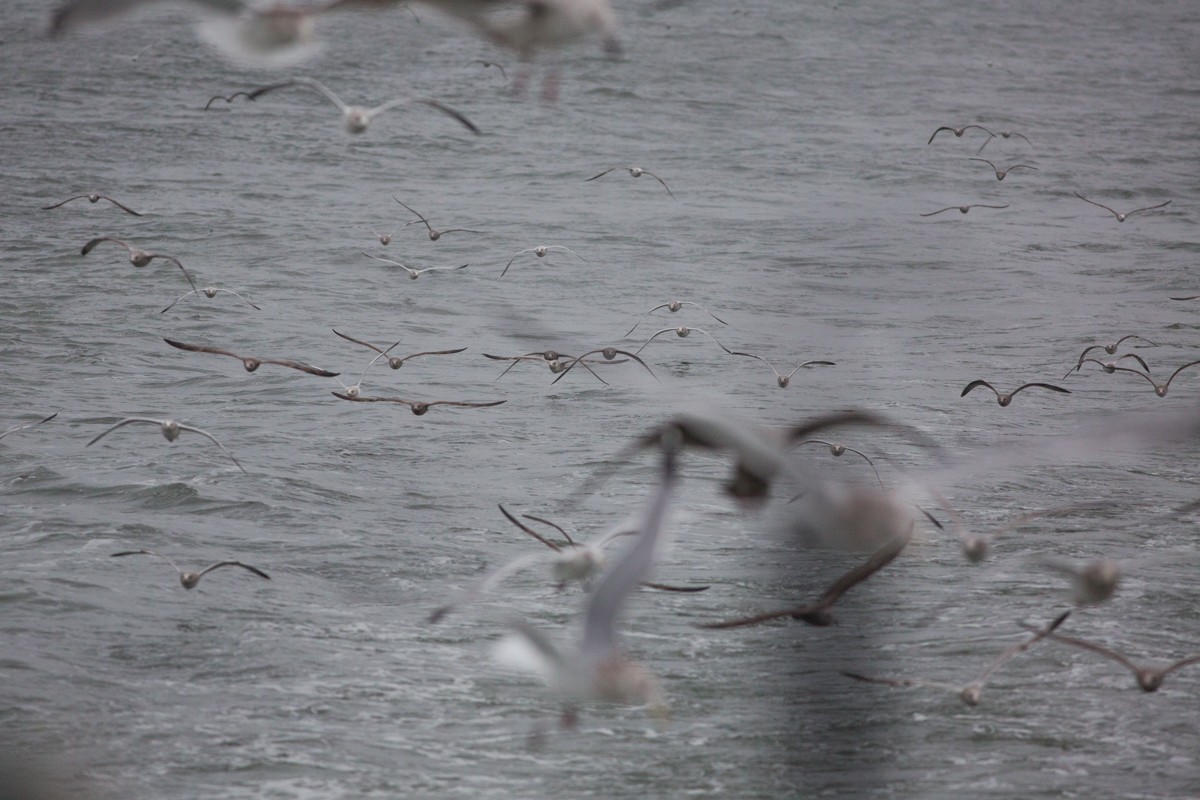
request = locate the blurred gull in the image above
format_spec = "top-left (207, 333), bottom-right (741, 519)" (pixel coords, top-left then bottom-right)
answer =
top-left (492, 443), bottom-right (679, 723)
top-left (86, 416), bottom-right (247, 473)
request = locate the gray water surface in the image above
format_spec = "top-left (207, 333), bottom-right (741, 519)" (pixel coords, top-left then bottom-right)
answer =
top-left (3, 0), bottom-right (1200, 797)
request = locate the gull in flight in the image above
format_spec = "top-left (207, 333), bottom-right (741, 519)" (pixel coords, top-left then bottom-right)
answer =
top-left (43, 193), bottom-right (142, 215)
top-left (204, 90), bottom-right (256, 110)
top-left (331, 392), bottom-right (506, 415)
top-left (236, 76), bottom-right (480, 135)
top-left (844, 611), bottom-right (1070, 706)
top-left (699, 524), bottom-right (912, 629)
top-left (1028, 626), bottom-right (1200, 693)
top-left (1064, 353), bottom-right (1150, 380)
top-left (1032, 556), bottom-right (1120, 606)
top-left (364, 226), bottom-right (397, 246)
top-left (163, 337), bottom-right (340, 377)
top-left (362, 252), bottom-right (469, 280)
top-left (932, 495), bottom-right (1104, 564)
top-left (81, 237), bottom-right (196, 291)
top-left (927, 124), bottom-right (995, 144)
top-left (625, 300), bottom-right (727, 337)
top-left (960, 379), bottom-right (1070, 407)
top-left (160, 285), bottom-right (261, 314)
top-left (723, 350), bottom-right (836, 388)
top-left (550, 348), bottom-right (658, 384)
top-left (86, 416), bottom-right (247, 473)
top-left (492, 443), bottom-right (679, 727)
top-left (501, 245), bottom-right (586, 277)
top-left (394, 198), bottom-right (483, 241)
top-left (794, 439), bottom-right (883, 488)
top-left (333, 329), bottom-right (467, 370)
top-left (975, 129), bottom-right (1032, 153)
top-left (111, 549), bottom-right (269, 589)
top-left (483, 351), bottom-right (619, 383)
top-left (1073, 192), bottom-right (1171, 222)
top-left (1089, 359), bottom-right (1200, 398)
top-left (429, 504), bottom-right (705, 623)
top-left (0, 412), bottom-right (59, 442)
top-left (919, 204), bottom-right (1009, 217)
top-left (968, 157), bottom-right (1039, 181)
top-left (585, 167), bottom-right (675, 199)
top-left (633, 326), bottom-right (731, 357)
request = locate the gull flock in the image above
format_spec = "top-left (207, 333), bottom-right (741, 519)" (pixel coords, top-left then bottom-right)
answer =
top-left (13, 0), bottom-right (1199, 765)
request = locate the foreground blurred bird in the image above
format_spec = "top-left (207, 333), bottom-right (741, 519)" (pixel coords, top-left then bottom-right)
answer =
top-left (492, 442), bottom-right (679, 726)
top-left (49, 0), bottom-right (404, 67)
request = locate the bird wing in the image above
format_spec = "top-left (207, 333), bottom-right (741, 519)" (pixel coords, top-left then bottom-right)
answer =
top-left (1035, 629), bottom-right (1141, 674)
top-left (0, 411), bottom-right (59, 441)
top-left (960, 379), bottom-right (997, 398)
top-left (42, 195), bottom-right (89, 210)
top-left (428, 552), bottom-right (552, 623)
top-left (176, 423), bottom-right (247, 473)
top-left (1073, 192), bottom-right (1117, 216)
top-left (401, 347), bottom-right (469, 362)
top-left (1127, 200), bottom-right (1172, 216)
top-left (163, 337), bottom-right (244, 361)
top-left (784, 361), bottom-right (836, 379)
top-left (643, 170), bottom-right (676, 199)
top-left (148, 254), bottom-right (196, 291)
top-left (500, 249), bottom-right (534, 277)
top-left (1010, 382), bottom-right (1070, 396)
top-left (581, 448), bottom-right (678, 659)
top-left (81, 236), bottom-right (128, 256)
top-left (199, 561), bottom-right (271, 581)
top-left (413, 98), bottom-right (480, 134)
top-left (257, 358), bottom-right (338, 377)
top-left (110, 548), bottom-right (183, 573)
top-left (99, 195), bottom-right (143, 215)
top-left (585, 167), bottom-right (620, 182)
top-left (160, 289), bottom-right (200, 314)
top-left (427, 399), bottom-right (507, 409)
top-left (498, 505), bottom-right (562, 551)
top-left (1164, 360), bottom-right (1200, 389)
top-left (86, 417), bottom-right (162, 447)
top-left (813, 525), bottom-right (911, 609)
top-left (919, 207), bottom-right (955, 217)
top-left (976, 610), bottom-right (1071, 684)
top-left (250, 77), bottom-right (349, 112)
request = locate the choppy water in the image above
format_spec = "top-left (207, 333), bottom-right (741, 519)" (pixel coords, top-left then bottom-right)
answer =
top-left (3, 0), bottom-right (1200, 797)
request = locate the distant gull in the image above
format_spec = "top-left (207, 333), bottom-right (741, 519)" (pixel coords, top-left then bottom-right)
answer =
top-left (625, 300), bottom-right (727, 337)
top-left (968, 157), bottom-right (1039, 181)
top-left (394, 198), bottom-right (483, 241)
top-left (331, 392), bottom-right (506, 415)
top-left (927, 124), bottom-right (995, 144)
top-left (483, 352), bottom-right (617, 382)
top-left (86, 416), bottom-right (247, 473)
top-left (501, 245), bottom-right (586, 277)
top-left (362, 251), bottom-right (469, 279)
top-left (975, 129), bottom-right (1032, 154)
top-left (632, 326), bottom-right (730, 356)
top-left (550, 347), bottom-right (658, 384)
top-left (0, 412), bottom-right (59, 443)
top-left (365, 226), bottom-right (397, 245)
top-left (43, 193), bottom-right (142, 216)
top-left (163, 336), bottom-right (339, 376)
top-left (1066, 354), bottom-right (1150, 380)
top-left (699, 524), bottom-right (912, 628)
top-left (1027, 626), bottom-right (1200, 692)
top-left (934, 496), bottom-right (1104, 564)
top-left (236, 76), bottom-right (480, 135)
top-left (160, 286), bottom-right (261, 314)
top-left (585, 167), bottom-right (676, 199)
top-left (919, 204), bottom-right (1009, 217)
top-left (333, 329), bottom-right (467, 369)
top-left (1073, 192), bottom-right (1171, 222)
top-left (471, 58), bottom-right (507, 79)
top-left (111, 549), bottom-right (269, 589)
top-left (960, 379), bottom-right (1070, 407)
top-left (203, 90), bottom-right (255, 110)
top-left (844, 611), bottom-right (1070, 706)
top-left (81, 236), bottom-right (196, 291)
top-left (724, 350), bottom-right (835, 388)
top-left (794, 439), bottom-right (883, 488)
